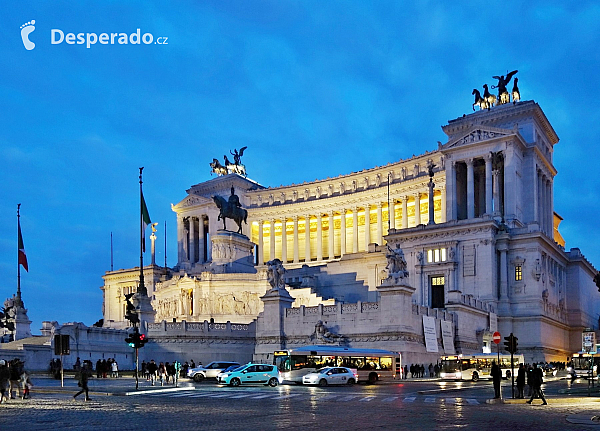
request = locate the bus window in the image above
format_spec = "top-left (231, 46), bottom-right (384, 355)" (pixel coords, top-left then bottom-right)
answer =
top-left (461, 359), bottom-right (472, 370)
top-left (291, 355), bottom-right (308, 371)
top-left (380, 357), bottom-right (392, 370)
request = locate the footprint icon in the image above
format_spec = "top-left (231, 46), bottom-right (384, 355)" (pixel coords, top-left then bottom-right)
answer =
top-left (20, 20), bottom-right (36, 50)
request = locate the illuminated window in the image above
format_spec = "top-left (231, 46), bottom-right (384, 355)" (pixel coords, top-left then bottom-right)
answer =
top-left (515, 265), bottom-right (522, 281)
top-left (427, 248), bottom-right (447, 263)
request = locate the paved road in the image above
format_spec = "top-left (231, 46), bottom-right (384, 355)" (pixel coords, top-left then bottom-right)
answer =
top-left (2, 377), bottom-right (600, 430)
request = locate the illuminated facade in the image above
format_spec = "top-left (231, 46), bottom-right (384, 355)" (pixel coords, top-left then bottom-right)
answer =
top-left (101, 101), bottom-right (599, 363)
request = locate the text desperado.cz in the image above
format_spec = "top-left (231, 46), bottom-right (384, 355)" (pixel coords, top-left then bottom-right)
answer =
top-left (51, 29), bottom-right (167, 48)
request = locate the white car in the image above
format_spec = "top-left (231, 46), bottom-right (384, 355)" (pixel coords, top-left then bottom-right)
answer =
top-left (302, 367), bottom-right (358, 386)
top-left (187, 361), bottom-right (240, 382)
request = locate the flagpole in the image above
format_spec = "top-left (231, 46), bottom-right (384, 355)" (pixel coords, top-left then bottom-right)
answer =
top-left (17, 204), bottom-right (22, 306)
top-left (139, 168), bottom-right (146, 297)
top-left (164, 220), bottom-right (167, 276)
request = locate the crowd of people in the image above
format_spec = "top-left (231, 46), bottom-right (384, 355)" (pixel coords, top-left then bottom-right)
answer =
top-left (140, 359), bottom-right (186, 386)
top-left (402, 363), bottom-right (441, 379)
top-left (0, 358), bottom-right (32, 403)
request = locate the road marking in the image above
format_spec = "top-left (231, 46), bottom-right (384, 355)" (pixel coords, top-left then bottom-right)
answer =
top-left (381, 397), bottom-right (398, 402)
top-left (208, 393), bottom-right (232, 398)
top-left (250, 394), bottom-right (276, 399)
top-left (424, 397), bottom-right (436, 403)
top-left (229, 393), bottom-right (256, 399)
top-left (170, 391), bottom-right (197, 398)
top-left (445, 398), bottom-right (457, 404)
top-left (271, 393), bottom-right (301, 400)
top-left (189, 393), bottom-right (215, 398)
top-left (403, 396), bottom-right (416, 403)
top-left (337, 396), bottom-right (357, 402)
top-left (466, 399), bottom-right (479, 405)
top-left (359, 396), bottom-right (376, 402)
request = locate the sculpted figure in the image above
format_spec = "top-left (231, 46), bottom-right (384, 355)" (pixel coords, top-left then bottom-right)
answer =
top-left (230, 146), bottom-right (247, 165)
top-left (314, 320), bottom-right (342, 343)
top-left (385, 244), bottom-right (409, 280)
top-left (266, 259), bottom-right (286, 292)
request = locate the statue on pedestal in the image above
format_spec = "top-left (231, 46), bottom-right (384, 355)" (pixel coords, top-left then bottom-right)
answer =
top-left (385, 244), bottom-right (409, 281)
top-left (266, 259), bottom-right (286, 292)
top-left (212, 186), bottom-right (248, 234)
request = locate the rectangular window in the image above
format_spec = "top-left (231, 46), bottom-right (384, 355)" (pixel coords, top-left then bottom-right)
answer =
top-left (426, 248), bottom-right (447, 263)
top-left (515, 265), bottom-right (522, 281)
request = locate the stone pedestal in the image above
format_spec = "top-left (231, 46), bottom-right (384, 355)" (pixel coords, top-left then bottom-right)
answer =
top-left (135, 293), bottom-right (156, 335)
top-left (13, 305), bottom-right (32, 340)
top-left (210, 230), bottom-right (256, 273)
top-left (256, 287), bottom-right (295, 353)
top-left (377, 278), bottom-right (415, 330)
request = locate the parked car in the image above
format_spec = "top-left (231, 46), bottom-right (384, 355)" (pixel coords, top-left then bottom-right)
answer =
top-left (217, 363), bottom-right (280, 387)
top-left (302, 367), bottom-right (358, 386)
top-left (187, 361), bottom-right (240, 382)
top-left (543, 364), bottom-right (558, 377)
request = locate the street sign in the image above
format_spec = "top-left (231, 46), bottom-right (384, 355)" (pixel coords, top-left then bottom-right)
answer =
top-left (582, 331), bottom-right (597, 353)
top-left (492, 331), bottom-right (501, 344)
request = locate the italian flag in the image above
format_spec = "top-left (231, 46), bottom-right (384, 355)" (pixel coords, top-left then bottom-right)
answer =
top-left (18, 220), bottom-right (28, 272)
top-left (141, 190), bottom-right (151, 252)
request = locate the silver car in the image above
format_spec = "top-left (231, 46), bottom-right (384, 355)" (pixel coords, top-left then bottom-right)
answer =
top-left (302, 367), bottom-right (358, 386)
top-left (187, 361), bottom-right (240, 382)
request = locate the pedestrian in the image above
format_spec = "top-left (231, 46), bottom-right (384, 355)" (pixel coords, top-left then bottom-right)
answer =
top-left (141, 361), bottom-right (148, 380)
top-left (491, 360), bottom-right (501, 399)
top-left (526, 364), bottom-right (534, 397)
top-left (428, 363), bottom-right (434, 378)
top-left (111, 360), bottom-right (119, 378)
top-left (174, 361), bottom-right (182, 387)
top-left (96, 359), bottom-right (102, 378)
top-left (20, 369), bottom-right (33, 399)
top-left (147, 359), bottom-right (158, 386)
top-left (73, 362), bottom-right (92, 401)
top-left (516, 364), bottom-right (526, 399)
top-left (9, 359), bottom-right (24, 399)
top-left (527, 364), bottom-right (547, 405)
top-left (0, 360), bottom-right (10, 403)
top-left (403, 364), bottom-right (408, 379)
top-left (158, 362), bottom-right (166, 386)
top-left (433, 363), bottom-right (439, 378)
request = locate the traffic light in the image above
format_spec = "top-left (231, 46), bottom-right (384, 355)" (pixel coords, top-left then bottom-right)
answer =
top-left (124, 293), bottom-right (139, 325)
top-left (504, 333), bottom-right (518, 353)
top-left (125, 332), bottom-right (135, 348)
top-left (135, 332), bottom-right (148, 349)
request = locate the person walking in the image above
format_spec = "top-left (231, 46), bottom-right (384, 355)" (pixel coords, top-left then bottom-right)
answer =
top-left (527, 364), bottom-right (547, 405)
top-left (158, 362), bottom-right (166, 386)
top-left (491, 360), bottom-right (501, 399)
top-left (73, 362), bottom-right (92, 401)
top-left (111, 360), bottom-right (119, 378)
top-left (147, 360), bottom-right (158, 386)
top-left (516, 364), bottom-right (526, 399)
top-left (0, 360), bottom-right (10, 403)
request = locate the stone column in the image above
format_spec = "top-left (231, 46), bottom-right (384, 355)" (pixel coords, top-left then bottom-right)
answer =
top-left (258, 221), bottom-right (264, 265)
top-left (281, 218), bottom-right (287, 263)
top-left (402, 197), bottom-right (408, 229)
top-left (485, 153), bottom-right (493, 215)
top-left (541, 174), bottom-right (547, 233)
top-left (448, 160), bottom-right (457, 221)
top-left (493, 168), bottom-right (501, 217)
top-left (549, 177), bottom-right (554, 237)
top-left (198, 216), bottom-right (205, 263)
top-left (328, 211), bottom-right (334, 259)
top-left (546, 178), bottom-right (552, 236)
top-left (293, 216), bottom-right (299, 263)
top-left (427, 180), bottom-right (435, 225)
top-left (414, 193), bottom-right (421, 226)
top-left (352, 207), bottom-right (358, 253)
top-left (305, 215), bottom-right (311, 262)
top-left (440, 187), bottom-right (447, 223)
top-left (269, 219), bottom-right (276, 261)
top-left (364, 205), bottom-right (371, 246)
top-left (340, 210), bottom-right (347, 256)
top-left (376, 203), bottom-right (383, 245)
top-left (389, 199), bottom-right (396, 230)
top-left (534, 168), bottom-right (540, 225)
top-left (189, 216), bottom-right (196, 264)
top-left (316, 214), bottom-right (323, 261)
top-left (177, 215), bottom-right (184, 265)
top-left (498, 243), bottom-right (508, 300)
top-left (466, 158), bottom-right (475, 219)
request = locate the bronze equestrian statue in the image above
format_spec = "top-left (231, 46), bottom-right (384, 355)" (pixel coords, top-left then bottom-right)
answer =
top-left (212, 187), bottom-right (247, 234)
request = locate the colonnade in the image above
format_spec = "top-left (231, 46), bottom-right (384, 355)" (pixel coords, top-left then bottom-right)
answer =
top-left (252, 191), bottom-right (445, 265)
top-left (177, 215), bottom-right (209, 265)
top-left (537, 168), bottom-right (554, 237)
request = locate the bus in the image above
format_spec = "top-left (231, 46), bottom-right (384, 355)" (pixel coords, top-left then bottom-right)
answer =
top-left (440, 353), bottom-right (524, 381)
top-left (273, 345), bottom-right (401, 384)
top-left (569, 353), bottom-right (600, 378)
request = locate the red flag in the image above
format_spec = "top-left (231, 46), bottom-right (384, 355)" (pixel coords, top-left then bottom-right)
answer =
top-left (18, 220), bottom-right (28, 272)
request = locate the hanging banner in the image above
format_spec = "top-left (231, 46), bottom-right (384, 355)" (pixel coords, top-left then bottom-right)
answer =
top-left (423, 315), bottom-right (438, 353)
top-left (441, 320), bottom-right (455, 354)
top-left (489, 312), bottom-right (498, 333)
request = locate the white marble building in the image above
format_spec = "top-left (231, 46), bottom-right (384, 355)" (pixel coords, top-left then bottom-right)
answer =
top-left (100, 100), bottom-right (599, 364)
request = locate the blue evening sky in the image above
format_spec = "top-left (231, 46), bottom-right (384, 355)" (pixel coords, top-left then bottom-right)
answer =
top-left (1, 1), bottom-right (599, 332)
